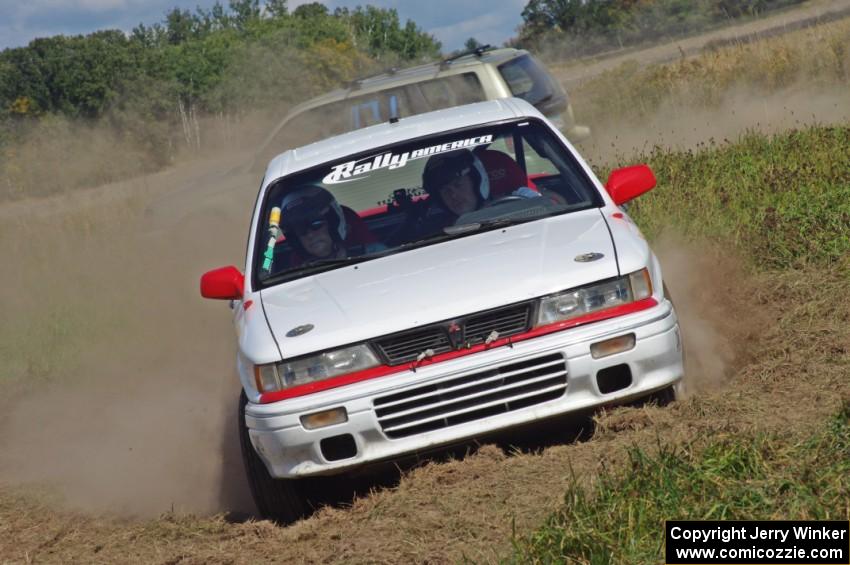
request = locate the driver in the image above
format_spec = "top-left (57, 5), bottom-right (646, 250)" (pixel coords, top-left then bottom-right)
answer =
top-left (279, 185), bottom-right (381, 266)
top-left (422, 148), bottom-right (540, 221)
top-left (390, 149), bottom-right (540, 246)
top-left (422, 149), bottom-right (491, 218)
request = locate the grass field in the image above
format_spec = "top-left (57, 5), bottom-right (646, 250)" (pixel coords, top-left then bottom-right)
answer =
top-left (633, 125), bottom-right (850, 269)
top-left (513, 400), bottom-right (850, 563)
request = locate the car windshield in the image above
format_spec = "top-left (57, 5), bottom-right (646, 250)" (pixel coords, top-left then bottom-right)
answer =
top-left (254, 119), bottom-right (601, 286)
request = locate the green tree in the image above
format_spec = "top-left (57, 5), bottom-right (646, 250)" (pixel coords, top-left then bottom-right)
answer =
top-left (347, 6), bottom-right (440, 59)
top-left (293, 2), bottom-right (328, 19)
top-left (164, 8), bottom-right (198, 44)
top-left (0, 0), bottom-right (444, 182)
top-left (464, 37), bottom-right (483, 51)
top-left (229, 0), bottom-right (261, 30)
top-left (265, 0), bottom-right (288, 17)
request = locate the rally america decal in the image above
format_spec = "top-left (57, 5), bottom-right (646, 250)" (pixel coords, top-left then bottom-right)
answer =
top-left (323, 134), bottom-right (494, 184)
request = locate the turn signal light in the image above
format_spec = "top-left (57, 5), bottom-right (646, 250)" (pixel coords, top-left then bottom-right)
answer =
top-left (590, 333), bottom-right (636, 359)
top-left (300, 407), bottom-right (348, 430)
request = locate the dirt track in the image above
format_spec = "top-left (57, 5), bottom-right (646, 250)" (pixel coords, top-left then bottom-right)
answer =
top-left (550, 0), bottom-right (850, 89)
top-left (1, 4), bottom-right (850, 563)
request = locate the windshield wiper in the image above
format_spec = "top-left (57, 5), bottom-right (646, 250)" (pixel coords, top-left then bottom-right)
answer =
top-left (365, 230), bottom-right (472, 260)
top-left (449, 217), bottom-right (535, 234)
top-left (262, 232), bottom-right (460, 283)
top-left (370, 219), bottom-right (534, 260)
top-left (264, 256), bottom-right (368, 283)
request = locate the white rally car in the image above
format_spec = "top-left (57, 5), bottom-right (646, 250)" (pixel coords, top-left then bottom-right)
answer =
top-left (201, 98), bottom-right (684, 523)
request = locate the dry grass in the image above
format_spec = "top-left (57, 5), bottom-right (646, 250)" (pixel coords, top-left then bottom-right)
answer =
top-left (572, 17), bottom-right (850, 131)
top-left (565, 16), bottom-right (850, 166)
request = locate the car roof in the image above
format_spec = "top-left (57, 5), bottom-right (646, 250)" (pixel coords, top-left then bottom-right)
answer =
top-left (262, 98), bottom-right (542, 184)
top-left (285, 47), bottom-right (527, 115)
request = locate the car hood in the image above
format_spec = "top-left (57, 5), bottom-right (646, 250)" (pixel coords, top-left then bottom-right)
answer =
top-left (261, 208), bottom-right (618, 359)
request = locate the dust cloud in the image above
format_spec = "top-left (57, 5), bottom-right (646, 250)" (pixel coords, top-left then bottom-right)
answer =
top-left (578, 84), bottom-right (850, 166)
top-left (0, 147), bottom-right (259, 517)
top-left (653, 235), bottom-right (764, 395)
top-left (0, 43), bottom-right (353, 518)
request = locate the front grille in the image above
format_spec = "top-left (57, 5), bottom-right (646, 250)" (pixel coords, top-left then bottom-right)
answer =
top-left (372, 302), bottom-right (533, 365)
top-left (374, 327), bottom-right (452, 364)
top-left (464, 304), bottom-right (531, 345)
top-left (373, 353), bottom-right (567, 439)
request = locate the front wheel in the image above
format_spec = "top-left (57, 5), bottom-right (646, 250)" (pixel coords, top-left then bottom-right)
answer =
top-left (238, 392), bottom-right (312, 524)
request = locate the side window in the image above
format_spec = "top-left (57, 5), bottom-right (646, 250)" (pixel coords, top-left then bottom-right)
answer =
top-left (351, 99), bottom-right (382, 129)
top-left (520, 127), bottom-right (590, 205)
top-left (522, 138), bottom-right (559, 176)
top-left (278, 104), bottom-right (349, 147)
top-left (450, 73), bottom-right (486, 105)
top-left (418, 79), bottom-right (453, 111)
top-left (261, 103), bottom-right (349, 165)
top-left (348, 88), bottom-right (413, 128)
top-left (417, 73), bottom-right (485, 111)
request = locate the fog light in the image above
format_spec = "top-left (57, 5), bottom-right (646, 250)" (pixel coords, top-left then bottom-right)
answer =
top-left (300, 407), bottom-right (348, 430)
top-left (590, 333), bottom-right (636, 359)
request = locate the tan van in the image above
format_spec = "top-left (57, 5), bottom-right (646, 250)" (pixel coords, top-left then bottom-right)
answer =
top-left (256, 46), bottom-right (590, 165)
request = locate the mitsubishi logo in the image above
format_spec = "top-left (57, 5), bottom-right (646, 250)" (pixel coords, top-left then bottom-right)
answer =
top-left (286, 324), bottom-right (314, 337)
top-left (574, 252), bottom-right (605, 263)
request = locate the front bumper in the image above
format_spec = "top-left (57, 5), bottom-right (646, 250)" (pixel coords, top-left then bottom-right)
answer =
top-left (245, 300), bottom-right (683, 478)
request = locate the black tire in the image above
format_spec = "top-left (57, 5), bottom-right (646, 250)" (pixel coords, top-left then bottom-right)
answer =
top-left (237, 392), bottom-right (312, 524)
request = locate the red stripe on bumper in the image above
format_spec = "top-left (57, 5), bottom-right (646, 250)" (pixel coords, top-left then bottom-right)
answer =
top-left (259, 297), bottom-right (658, 403)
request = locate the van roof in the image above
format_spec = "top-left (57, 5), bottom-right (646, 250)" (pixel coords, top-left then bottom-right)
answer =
top-left (288, 47), bottom-right (527, 115)
top-left (263, 97), bottom-right (541, 183)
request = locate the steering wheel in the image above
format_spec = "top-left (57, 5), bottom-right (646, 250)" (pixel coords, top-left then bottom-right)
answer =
top-left (482, 195), bottom-right (525, 208)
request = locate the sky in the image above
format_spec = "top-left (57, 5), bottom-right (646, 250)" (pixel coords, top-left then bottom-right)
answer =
top-left (0, 0), bottom-right (528, 53)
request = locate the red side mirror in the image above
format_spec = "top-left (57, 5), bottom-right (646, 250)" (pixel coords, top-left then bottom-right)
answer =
top-left (200, 266), bottom-right (244, 300)
top-left (605, 165), bottom-right (656, 206)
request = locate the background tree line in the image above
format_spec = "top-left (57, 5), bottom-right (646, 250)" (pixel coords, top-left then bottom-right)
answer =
top-left (0, 1), bottom-right (440, 198)
top-left (517, 0), bottom-right (806, 55)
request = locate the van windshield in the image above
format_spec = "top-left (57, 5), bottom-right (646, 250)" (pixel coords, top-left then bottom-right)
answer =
top-left (254, 120), bottom-right (601, 287)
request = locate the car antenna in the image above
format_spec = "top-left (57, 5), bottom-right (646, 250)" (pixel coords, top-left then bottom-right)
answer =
top-left (388, 94), bottom-right (401, 124)
top-left (439, 44), bottom-right (493, 69)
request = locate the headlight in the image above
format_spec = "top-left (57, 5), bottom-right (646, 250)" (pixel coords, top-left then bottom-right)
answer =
top-left (536, 268), bottom-right (653, 326)
top-left (254, 344), bottom-right (379, 393)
